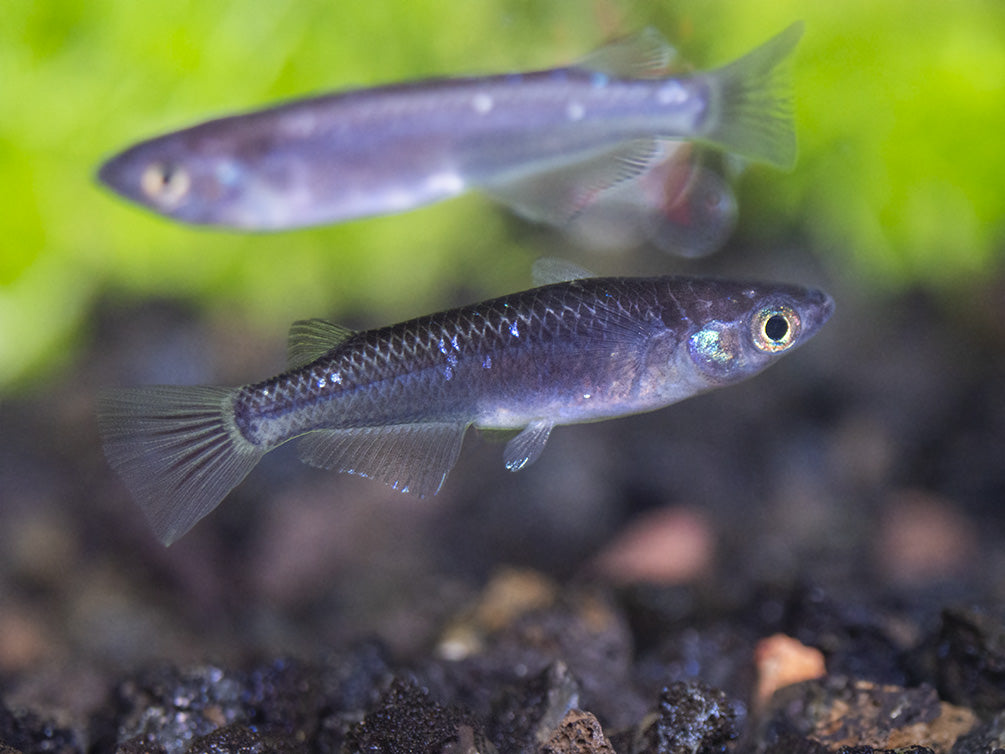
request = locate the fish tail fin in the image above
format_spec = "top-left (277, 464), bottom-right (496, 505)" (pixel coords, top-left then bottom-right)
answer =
top-left (97, 385), bottom-right (264, 546)
top-left (700, 21), bottom-right (804, 170)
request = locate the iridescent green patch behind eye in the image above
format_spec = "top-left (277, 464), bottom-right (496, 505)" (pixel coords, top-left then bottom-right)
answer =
top-left (691, 326), bottom-right (733, 364)
top-left (689, 322), bottom-right (746, 380)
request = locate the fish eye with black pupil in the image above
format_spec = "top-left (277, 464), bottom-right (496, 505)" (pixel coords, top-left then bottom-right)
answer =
top-left (140, 162), bottom-right (191, 207)
top-left (765, 314), bottom-right (788, 341)
top-left (751, 305), bottom-right (799, 353)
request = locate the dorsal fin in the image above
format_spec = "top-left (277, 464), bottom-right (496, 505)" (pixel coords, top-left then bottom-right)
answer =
top-left (531, 257), bottom-right (596, 286)
top-left (575, 27), bottom-right (677, 79)
top-left (287, 318), bottom-right (355, 368)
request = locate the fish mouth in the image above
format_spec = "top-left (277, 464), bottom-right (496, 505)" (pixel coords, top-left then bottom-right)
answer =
top-left (95, 151), bottom-right (135, 199)
top-left (95, 155), bottom-right (116, 190)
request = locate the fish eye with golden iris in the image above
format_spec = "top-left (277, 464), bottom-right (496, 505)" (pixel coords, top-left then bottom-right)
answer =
top-left (95, 20), bottom-right (832, 546)
top-left (753, 305), bottom-right (799, 353)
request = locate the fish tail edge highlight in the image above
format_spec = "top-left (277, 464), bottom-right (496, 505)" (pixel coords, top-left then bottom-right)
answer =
top-left (700, 21), bottom-right (804, 170)
top-left (97, 385), bottom-right (264, 546)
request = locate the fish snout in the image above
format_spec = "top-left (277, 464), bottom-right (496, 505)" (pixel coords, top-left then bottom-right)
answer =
top-left (801, 288), bottom-right (835, 339)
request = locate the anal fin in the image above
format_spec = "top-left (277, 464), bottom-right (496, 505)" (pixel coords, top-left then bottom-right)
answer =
top-left (482, 138), bottom-right (660, 227)
top-left (297, 422), bottom-right (468, 497)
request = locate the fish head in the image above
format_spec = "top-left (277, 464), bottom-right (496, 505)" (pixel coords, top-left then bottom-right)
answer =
top-left (670, 279), bottom-right (833, 387)
top-left (97, 127), bottom-right (262, 227)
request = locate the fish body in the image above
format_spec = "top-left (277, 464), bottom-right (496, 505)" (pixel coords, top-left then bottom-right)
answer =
top-left (98, 267), bottom-right (832, 545)
top-left (97, 23), bottom-right (802, 232)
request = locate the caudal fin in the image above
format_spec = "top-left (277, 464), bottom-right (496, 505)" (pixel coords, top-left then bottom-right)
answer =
top-left (97, 385), bottom-right (264, 545)
top-left (701, 21), bottom-right (804, 170)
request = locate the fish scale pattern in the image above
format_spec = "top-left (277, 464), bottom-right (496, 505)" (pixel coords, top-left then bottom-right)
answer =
top-left (233, 278), bottom-right (667, 448)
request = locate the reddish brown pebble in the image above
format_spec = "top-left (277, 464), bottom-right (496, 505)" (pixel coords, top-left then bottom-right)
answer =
top-left (540, 709), bottom-right (616, 754)
top-left (754, 633), bottom-right (826, 709)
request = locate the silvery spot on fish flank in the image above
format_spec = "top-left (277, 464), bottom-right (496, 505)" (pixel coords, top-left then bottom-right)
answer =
top-left (97, 265), bottom-right (831, 545)
top-left (97, 22), bottom-right (803, 247)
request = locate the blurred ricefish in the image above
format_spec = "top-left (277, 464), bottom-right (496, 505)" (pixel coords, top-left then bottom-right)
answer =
top-left (97, 260), bottom-right (832, 545)
top-left (98, 23), bottom-right (802, 251)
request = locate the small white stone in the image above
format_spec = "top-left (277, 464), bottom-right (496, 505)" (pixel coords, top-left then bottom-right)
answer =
top-left (566, 101), bottom-right (586, 121)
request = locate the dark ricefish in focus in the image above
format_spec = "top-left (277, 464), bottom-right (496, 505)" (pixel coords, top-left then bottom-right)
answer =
top-left (97, 23), bottom-right (802, 241)
top-left (98, 261), bottom-right (833, 545)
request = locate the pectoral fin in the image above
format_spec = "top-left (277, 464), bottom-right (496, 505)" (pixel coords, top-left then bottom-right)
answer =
top-left (296, 422), bottom-right (468, 497)
top-left (503, 419), bottom-right (555, 472)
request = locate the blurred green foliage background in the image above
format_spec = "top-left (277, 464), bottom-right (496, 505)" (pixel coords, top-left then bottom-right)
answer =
top-left (1, 0), bottom-right (1002, 392)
